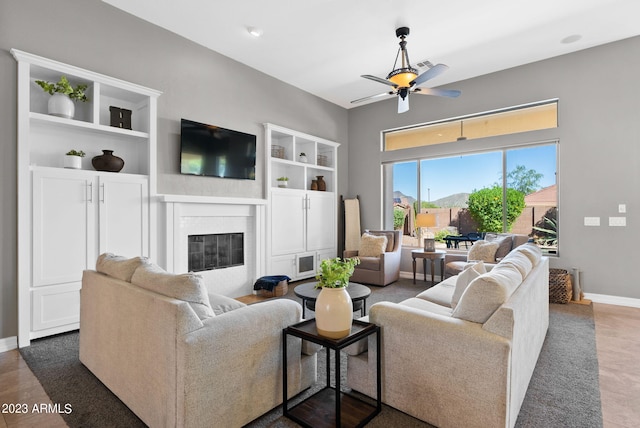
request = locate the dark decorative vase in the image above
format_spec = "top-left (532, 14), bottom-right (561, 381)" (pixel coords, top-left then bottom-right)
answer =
top-left (92, 150), bottom-right (124, 172)
top-left (310, 179), bottom-right (318, 191)
top-left (316, 176), bottom-right (326, 191)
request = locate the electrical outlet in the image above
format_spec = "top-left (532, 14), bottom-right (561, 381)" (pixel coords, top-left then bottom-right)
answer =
top-left (619, 204), bottom-right (627, 213)
top-left (609, 217), bottom-right (626, 227)
top-left (584, 217), bottom-right (600, 226)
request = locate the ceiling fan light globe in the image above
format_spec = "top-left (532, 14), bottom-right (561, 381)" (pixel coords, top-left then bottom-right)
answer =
top-left (387, 68), bottom-right (418, 88)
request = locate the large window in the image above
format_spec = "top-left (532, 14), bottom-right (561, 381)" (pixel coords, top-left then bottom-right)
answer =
top-left (390, 143), bottom-right (558, 255)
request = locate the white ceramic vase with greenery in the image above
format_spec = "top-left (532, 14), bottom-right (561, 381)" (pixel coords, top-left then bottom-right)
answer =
top-left (64, 149), bottom-right (85, 169)
top-left (35, 76), bottom-right (88, 119)
top-left (314, 257), bottom-right (360, 339)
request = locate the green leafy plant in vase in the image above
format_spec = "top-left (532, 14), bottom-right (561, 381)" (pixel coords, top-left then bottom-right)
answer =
top-left (35, 76), bottom-right (89, 119)
top-left (315, 257), bottom-right (360, 289)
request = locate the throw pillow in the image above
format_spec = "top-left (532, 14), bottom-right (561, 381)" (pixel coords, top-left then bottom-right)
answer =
top-left (451, 261), bottom-right (486, 309)
top-left (452, 274), bottom-right (508, 323)
top-left (96, 253), bottom-right (147, 282)
top-left (484, 233), bottom-right (513, 260)
top-left (359, 233), bottom-right (388, 257)
top-left (467, 240), bottom-right (500, 263)
top-left (131, 262), bottom-right (215, 320)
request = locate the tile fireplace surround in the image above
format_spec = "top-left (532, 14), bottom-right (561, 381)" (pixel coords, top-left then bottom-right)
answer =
top-left (160, 195), bottom-right (267, 297)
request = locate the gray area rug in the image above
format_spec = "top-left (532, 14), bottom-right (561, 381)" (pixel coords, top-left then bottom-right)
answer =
top-left (20, 278), bottom-right (602, 427)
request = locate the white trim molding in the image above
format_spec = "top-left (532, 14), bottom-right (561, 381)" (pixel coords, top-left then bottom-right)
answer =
top-left (0, 336), bottom-right (18, 353)
top-left (584, 293), bottom-right (640, 308)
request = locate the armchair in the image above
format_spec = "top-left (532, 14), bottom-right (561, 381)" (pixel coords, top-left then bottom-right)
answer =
top-left (344, 230), bottom-right (402, 286)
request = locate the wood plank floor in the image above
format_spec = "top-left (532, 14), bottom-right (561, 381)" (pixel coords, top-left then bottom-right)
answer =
top-left (0, 302), bottom-right (638, 427)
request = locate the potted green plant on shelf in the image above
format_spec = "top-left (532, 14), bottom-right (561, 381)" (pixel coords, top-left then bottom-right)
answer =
top-left (276, 176), bottom-right (289, 188)
top-left (314, 257), bottom-right (360, 339)
top-left (35, 76), bottom-right (89, 119)
top-left (64, 149), bottom-right (85, 169)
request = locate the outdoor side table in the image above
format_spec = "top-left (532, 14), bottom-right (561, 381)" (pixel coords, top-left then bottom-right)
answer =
top-left (283, 319), bottom-right (381, 428)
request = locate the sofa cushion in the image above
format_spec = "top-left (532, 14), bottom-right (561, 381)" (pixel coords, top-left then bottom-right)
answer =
top-left (96, 253), bottom-right (147, 282)
top-left (514, 243), bottom-right (543, 266)
top-left (208, 293), bottom-right (246, 315)
top-left (399, 297), bottom-right (454, 318)
top-left (451, 261), bottom-right (486, 309)
top-left (499, 250), bottom-right (533, 279)
top-left (484, 233), bottom-right (513, 260)
top-left (131, 263), bottom-right (215, 320)
top-left (356, 256), bottom-right (381, 271)
top-left (359, 233), bottom-right (388, 257)
top-left (467, 240), bottom-right (500, 263)
top-left (416, 276), bottom-right (457, 307)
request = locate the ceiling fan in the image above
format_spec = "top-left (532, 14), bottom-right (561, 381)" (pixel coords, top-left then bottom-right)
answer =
top-left (351, 27), bottom-right (460, 113)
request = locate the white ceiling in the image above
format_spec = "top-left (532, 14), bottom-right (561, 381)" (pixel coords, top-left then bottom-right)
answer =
top-left (103, 0), bottom-right (640, 109)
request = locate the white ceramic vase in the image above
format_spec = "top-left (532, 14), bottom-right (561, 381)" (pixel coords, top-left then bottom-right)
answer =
top-left (48, 93), bottom-right (75, 119)
top-left (315, 287), bottom-right (352, 339)
top-left (64, 155), bottom-right (82, 169)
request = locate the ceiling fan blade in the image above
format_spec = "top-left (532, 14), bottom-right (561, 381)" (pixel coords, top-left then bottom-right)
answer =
top-left (398, 95), bottom-right (409, 113)
top-left (414, 87), bottom-right (461, 98)
top-left (361, 74), bottom-right (398, 88)
top-left (351, 91), bottom-right (393, 104)
top-left (410, 63), bottom-right (449, 87)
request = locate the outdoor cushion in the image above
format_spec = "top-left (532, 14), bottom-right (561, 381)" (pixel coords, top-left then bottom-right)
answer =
top-left (359, 233), bottom-right (388, 257)
top-left (96, 253), bottom-right (147, 282)
top-left (131, 262), bottom-right (215, 320)
top-left (467, 240), bottom-right (500, 263)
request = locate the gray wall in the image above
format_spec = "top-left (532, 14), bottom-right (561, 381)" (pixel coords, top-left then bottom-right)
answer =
top-left (348, 36), bottom-right (640, 299)
top-left (0, 0), bottom-right (348, 340)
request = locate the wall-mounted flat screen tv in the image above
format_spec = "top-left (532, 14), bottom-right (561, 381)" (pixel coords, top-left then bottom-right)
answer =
top-left (180, 118), bottom-right (256, 180)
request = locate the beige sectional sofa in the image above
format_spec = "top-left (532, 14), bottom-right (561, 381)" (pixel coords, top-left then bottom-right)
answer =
top-left (79, 254), bottom-right (317, 428)
top-left (347, 243), bottom-right (549, 428)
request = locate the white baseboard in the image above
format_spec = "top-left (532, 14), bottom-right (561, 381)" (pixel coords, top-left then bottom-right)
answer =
top-left (584, 293), bottom-right (640, 308)
top-left (0, 336), bottom-right (18, 353)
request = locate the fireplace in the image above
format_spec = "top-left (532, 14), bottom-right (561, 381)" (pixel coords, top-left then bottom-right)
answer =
top-left (188, 233), bottom-right (244, 272)
top-left (161, 195), bottom-right (267, 297)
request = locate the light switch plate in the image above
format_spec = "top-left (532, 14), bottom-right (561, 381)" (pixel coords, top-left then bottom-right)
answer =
top-left (619, 204), bottom-right (627, 213)
top-left (584, 217), bottom-right (600, 226)
top-left (609, 217), bottom-right (626, 227)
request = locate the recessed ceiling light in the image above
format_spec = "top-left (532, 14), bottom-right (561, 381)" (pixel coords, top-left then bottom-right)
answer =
top-left (247, 27), bottom-right (263, 38)
top-left (561, 34), bottom-right (582, 44)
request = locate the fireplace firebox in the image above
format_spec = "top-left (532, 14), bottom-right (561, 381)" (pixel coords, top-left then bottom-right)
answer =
top-left (188, 233), bottom-right (244, 272)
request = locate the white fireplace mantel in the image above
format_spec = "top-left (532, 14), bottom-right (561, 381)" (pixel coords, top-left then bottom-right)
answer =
top-left (160, 194), bottom-right (266, 297)
top-left (159, 194), bottom-right (267, 206)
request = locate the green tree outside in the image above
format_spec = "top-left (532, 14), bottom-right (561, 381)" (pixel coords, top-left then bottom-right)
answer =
top-left (505, 165), bottom-right (543, 194)
top-left (467, 185), bottom-right (525, 232)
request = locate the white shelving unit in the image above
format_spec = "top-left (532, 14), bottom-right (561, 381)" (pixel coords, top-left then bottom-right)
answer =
top-left (264, 124), bottom-right (339, 281)
top-left (12, 49), bottom-right (161, 346)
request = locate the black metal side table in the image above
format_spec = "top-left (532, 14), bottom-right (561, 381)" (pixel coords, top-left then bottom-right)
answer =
top-left (283, 319), bottom-right (381, 428)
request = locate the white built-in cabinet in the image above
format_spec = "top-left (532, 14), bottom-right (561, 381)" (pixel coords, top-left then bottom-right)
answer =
top-left (265, 124), bottom-right (339, 281)
top-left (12, 49), bottom-right (161, 346)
